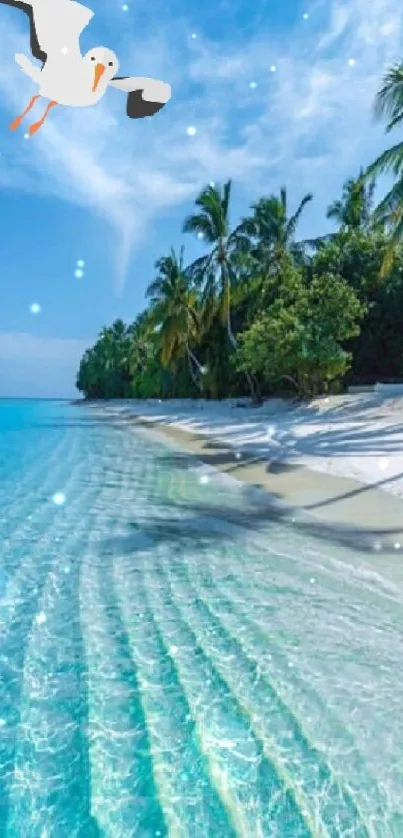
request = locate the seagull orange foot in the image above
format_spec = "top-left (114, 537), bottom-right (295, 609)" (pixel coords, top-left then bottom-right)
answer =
top-left (9, 95), bottom-right (40, 131)
top-left (28, 119), bottom-right (45, 136)
top-left (9, 115), bottom-right (23, 131)
top-left (28, 101), bottom-right (58, 136)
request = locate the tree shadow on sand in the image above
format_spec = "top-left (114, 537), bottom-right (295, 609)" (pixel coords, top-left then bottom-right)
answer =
top-left (151, 445), bottom-right (403, 537)
top-left (96, 492), bottom-right (402, 560)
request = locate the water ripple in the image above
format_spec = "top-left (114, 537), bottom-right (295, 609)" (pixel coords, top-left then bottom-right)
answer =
top-left (1, 400), bottom-right (403, 837)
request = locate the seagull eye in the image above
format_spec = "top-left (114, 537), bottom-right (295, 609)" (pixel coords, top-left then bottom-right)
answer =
top-left (108, 61), bottom-right (113, 66)
top-left (90, 56), bottom-right (95, 61)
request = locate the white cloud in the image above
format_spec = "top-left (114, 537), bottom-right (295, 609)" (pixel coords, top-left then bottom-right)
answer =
top-left (0, 14), bottom-right (202, 289)
top-left (183, 0), bottom-right (403, 234)
top-left (316, 2), bottom-right (351, 51)
top-left (0, 0), bottom-right (402, 287)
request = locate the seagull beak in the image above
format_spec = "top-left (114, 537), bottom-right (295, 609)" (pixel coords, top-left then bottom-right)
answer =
top-left (92, 63), bottom-right (106, 92)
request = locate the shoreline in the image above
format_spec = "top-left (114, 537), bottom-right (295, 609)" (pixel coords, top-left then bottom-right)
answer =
top-left (89, 402), bottom-right (403, 554)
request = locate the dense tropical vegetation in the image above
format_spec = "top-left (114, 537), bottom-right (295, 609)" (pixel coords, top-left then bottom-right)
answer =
top-left (76, 65), bottom-right (403, 401)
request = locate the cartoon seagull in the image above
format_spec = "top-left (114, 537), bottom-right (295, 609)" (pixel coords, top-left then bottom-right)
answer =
top-left (0, 0), bottom-right (171, 135)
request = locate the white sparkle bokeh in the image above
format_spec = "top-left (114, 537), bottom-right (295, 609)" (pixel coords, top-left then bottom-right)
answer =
top-left (30, 303), bottom-right (41, 314)
top-left (36, 613), bottom-right (46, 625)
top-left (52, 492), bottom-right (66, 506)
top-left (378, 458), bottom-right (389, 471)
top-left (199, 474), bottom-right (209, 484)
top-left (186, 125), bottom-right (197, 136)
top-left (75, 269), bottom-right (84, 278)
top-left (270, 65), bottom-right (277, 72)
top-left (266, 424), bottom-right (276, 439)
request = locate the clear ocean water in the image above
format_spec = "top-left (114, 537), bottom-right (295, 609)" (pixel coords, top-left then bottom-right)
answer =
top-left (1, 399), bottom-right (403, 837)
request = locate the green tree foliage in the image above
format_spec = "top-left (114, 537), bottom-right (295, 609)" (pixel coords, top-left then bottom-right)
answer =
top-left (76, 319), bottom-right (134, 399)
top-left (77, 59), bottom-right (403, 402)
top-left (235, 186), bottom-right (313, 272)
top-left (146, 247), bottom-right (204, 392)
top-left (236, 262), bottom-right (366, 398)
top-left (326, 170), bottom-right (375, 233)
top-left (365, 63), bottom-right (403, 271)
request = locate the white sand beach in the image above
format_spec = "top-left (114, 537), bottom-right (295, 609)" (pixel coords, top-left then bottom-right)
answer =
top-left (96, 387), bottom-right (403, 501)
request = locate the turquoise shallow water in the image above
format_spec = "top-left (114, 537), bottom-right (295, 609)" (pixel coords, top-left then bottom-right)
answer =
top-left (1, 399), bottom-right (403, 837)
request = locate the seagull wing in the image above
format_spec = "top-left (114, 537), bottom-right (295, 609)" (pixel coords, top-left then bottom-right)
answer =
top-left (109, 76), bottom-right (171, 119)
top-left (0, 0), bottom-right (93, 62)
top-left (0, 0), bottom-right (46, 62)
top-left (29, 0), bottom-right (93, 57)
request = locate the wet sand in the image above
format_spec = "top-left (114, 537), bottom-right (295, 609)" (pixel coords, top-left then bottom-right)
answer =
top-left (128, 414), bottom-right (403, 553)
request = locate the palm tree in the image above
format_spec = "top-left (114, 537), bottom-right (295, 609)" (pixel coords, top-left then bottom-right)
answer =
top-left (128, 311), bottom-right (155, 375)
top-left (183, 181), bottom-right (262, 399)
top-left (146, 247), bottom-right (204, 391)
top-left (182, 180), bottom-right (240, 348)
top-left (97, 319), bottom-right (133, 396)
top-left (76, 319), bottom-right (133, 398)
top-left (326, 170), bottom-right (375, 232)
top-left (365, 63), bottom-right (403, 270)
top-left (236, 186), bottom-right (313, 271)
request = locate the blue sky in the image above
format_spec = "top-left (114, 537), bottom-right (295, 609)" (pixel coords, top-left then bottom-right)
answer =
top-left (0, 0), bottom-right (401, 397)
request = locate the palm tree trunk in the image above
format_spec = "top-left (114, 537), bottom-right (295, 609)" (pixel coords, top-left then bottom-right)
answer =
top-left (223, 262), bottom-right (259, 402)
top-left (185, 343), bottom-right (203, 392)
top-left (279, 373), bottom-right (300, 394)
top-left (226, 290), bottom-right (237, 349)
top-left (187, 344), bottom-right (204, 374)
top-left (221, 262), bottom-right (237, 348)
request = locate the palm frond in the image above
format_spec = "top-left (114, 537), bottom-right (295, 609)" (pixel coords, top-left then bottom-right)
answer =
top-left (378, 209), bottom-right (403, 277)
top-left (285, 193), bottom-right (313, 240)
top-left (326, 199), bottom-right (343, 222)
top-left (182, 213), bottom-right (216, 241)
top-left (372, 178), bottom-right (403, 224)
top-left (303, 233), bottom-right (336, 249)
top-left (222, 180), bottom-right (232, 222)
top-left (365, 141), bottom-right (403, 179)
top-left (185, 182), bottom-right (231, 240)
top-left (374, 63), bottom-right (403, 131)
top-left (145, 277), bottom-right (165, 300)
top-left (185, 253), bottom-right (214, 282)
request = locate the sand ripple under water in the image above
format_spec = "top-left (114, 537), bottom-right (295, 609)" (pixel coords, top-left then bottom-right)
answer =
top-left (0, 400), bottom-right (402, 837)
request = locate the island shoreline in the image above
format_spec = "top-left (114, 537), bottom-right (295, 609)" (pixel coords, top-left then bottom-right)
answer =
top-left (82, 400), bottom-right (403, 555)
